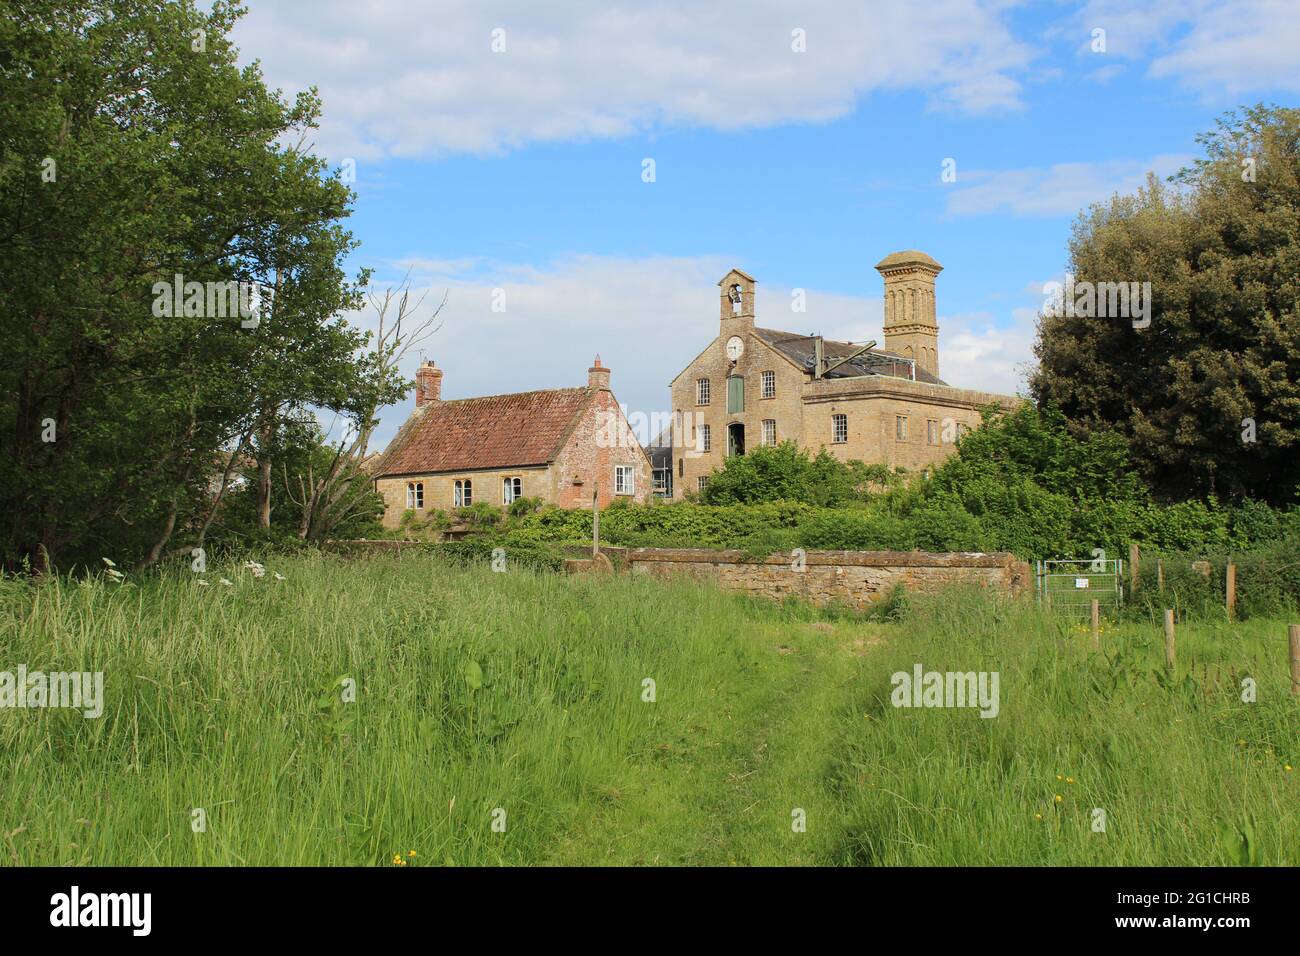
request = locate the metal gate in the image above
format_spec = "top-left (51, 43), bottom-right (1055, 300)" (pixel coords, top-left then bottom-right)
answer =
top-left (1035, 558), bottom-right (1125, 615)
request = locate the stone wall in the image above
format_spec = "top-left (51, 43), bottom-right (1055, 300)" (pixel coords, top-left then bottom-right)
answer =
top-left (626, 548), bottom-right (1030, 609)
top-left (375, 465), bottom-right (550, 529)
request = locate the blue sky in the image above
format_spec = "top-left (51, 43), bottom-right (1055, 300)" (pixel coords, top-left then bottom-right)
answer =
top-left (229, 0), bottom-right (1300, 450)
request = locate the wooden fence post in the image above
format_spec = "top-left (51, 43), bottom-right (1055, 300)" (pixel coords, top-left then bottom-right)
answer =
top-left (1130, 542), bottom-right (1140, 594)
top-left (591, 485), bottom-right (600, 557)
top-left (1157, 558), bottom-right (1164, 593)
top-left (1164, 610), bottom-right (1176, 671)
top-left (1289, 624), bottom-right (1300, 697)
top-left (1091, 599), bottom-right (1100, 651)
top-left (1226, 563), bottom-right (1237, 620)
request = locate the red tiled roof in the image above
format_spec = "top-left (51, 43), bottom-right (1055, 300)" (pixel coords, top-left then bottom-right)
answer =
top-left (375, 387), bottom-right (592, 476)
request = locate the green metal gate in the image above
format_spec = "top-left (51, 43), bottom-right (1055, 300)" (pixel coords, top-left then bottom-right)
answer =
top-left (1035, 557), bottom-right (1125, 616)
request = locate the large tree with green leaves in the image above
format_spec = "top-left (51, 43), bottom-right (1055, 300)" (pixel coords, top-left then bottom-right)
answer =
top-left (0, 0), bottom-right (374, 571)
top-left (1031, 105), bottom-right (1300, 505)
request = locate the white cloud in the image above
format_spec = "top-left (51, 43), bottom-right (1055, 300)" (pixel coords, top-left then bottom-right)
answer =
top-left (944, 153), bottom-right (1193, 217)
top-left (1076, 0), bottom-right (1300, 95)
top-left (356, 254), bottom-right (1032, 452)
top-left (231, 0), bottom-right (1034, 159)
top-left (939, 311), bottom-right (1036, 397)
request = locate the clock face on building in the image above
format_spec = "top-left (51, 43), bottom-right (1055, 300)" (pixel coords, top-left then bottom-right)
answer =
top-left (725, 335), bottom-right (745, 361)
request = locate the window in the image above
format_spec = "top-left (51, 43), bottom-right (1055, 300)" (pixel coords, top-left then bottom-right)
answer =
top-left (699, 423), bottom-right (711, 452)
top-left (726, 375), bottom-right (744, 414)
top-left (832, 414), bottom-right (847, 444)
top-left (454, 479), bottom-right (473, 507)
top-left (927, 419), bottom-right (940, 446)
top-left (762, 420), bottom-right (776, 446)
top-left (896, 415), bottom-right (909, 442)
top-left (502, 476), bottom-right (522, 504)
top-left (761, 371), bottom-right (776, 399)
top-left (615, 465), bottom-right (635, 495)
top-left (678, 457), bottom-right (683, 478)
top-left (406, 482), bottom-right (424, 509)
top-left (697, 476), bottom-right (709, 492)
top-left (696, 378), bottom-right (711, 405)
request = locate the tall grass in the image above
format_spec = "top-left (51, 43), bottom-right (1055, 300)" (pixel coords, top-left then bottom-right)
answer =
top-left (0, 555), bottom-right (1294, 865)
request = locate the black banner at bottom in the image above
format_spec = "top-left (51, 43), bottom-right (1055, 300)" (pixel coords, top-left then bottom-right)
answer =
top-left (0, 866), bottom-right (1282, 942)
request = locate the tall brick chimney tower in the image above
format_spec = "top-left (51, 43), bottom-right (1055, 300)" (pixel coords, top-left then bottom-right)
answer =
top-left (875, 250), bottom-right (942, 377)
top-left (588, 354), bottom-right (611, 391)
top-left (415, 360), bottom-right (443, 407)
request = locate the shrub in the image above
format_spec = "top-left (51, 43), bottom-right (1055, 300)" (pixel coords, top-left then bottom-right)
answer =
top-left (699, 442), bottom-right (872, 506)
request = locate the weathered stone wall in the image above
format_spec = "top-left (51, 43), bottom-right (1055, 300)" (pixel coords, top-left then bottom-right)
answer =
top-left (627, 548), bottom-right (1029, 609)
top-left (375, 465), bottom-right (551, 529)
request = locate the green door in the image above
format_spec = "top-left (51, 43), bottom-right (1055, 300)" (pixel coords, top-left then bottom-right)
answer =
top-left (726, 375), bottom-right (744, 414)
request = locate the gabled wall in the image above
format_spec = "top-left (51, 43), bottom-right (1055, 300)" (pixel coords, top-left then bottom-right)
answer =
top-left (552, 387), bottom-right (652, 508)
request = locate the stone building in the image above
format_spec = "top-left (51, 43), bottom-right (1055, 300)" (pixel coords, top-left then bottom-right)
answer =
top-left (667, 251), bottom-right (1019, 498)
top-left (372, 357), bottom-right (651, 526)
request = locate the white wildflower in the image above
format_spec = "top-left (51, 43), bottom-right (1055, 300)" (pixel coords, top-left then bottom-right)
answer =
top-left (273, 572), bottom-right (285, 581)
top-left (219, 577), bottom-right (233, 587)
top-left (101, 557), bottom-right (117, 568)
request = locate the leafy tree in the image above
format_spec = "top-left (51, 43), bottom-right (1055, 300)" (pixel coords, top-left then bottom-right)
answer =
top-left (0, 0), bottom-right (369, 570)
top-left (283, 276), bottom-right (443, 542)
top-left (214, 420), bottom-right (385, 547)
top-left (1031, 105), bottom-right (1300, 504)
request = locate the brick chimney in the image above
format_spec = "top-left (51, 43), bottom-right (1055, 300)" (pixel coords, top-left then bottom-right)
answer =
top-left (588, 355), bottom-right (611, 391)
top-left (415, 360), bottom-right (443, 407)
top-left (875, 250), bottom-right (943, 378)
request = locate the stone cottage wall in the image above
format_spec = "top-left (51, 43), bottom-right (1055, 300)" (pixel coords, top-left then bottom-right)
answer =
top-left (626, 548), bottom-right (1029, 609)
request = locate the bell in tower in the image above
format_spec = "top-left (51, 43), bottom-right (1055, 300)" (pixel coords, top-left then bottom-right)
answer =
top-left (717, 268), bottom-right (756, 336)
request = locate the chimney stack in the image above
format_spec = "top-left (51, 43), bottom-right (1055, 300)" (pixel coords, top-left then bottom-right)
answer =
top-left (415, 360), bottom-right (443, 407)
top-left (588, 354), bottom-right (611, 391)
top-left (875, 250), bottom-right (942, 377)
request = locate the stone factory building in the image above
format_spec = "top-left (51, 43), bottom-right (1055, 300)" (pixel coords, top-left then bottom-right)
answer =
top-left (373, 357), bottom-right (651, 527)
top-left (667, 251), bottom-right (1020, 498)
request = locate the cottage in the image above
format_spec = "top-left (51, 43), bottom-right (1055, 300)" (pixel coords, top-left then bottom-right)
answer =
top-left (373, 357), bottom-right (651, 526)
top-left (667, 251), bottom-right (1020, 497)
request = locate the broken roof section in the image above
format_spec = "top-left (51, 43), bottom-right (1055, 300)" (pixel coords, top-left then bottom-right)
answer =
top-left (754, 328), bottom-right (947, 386)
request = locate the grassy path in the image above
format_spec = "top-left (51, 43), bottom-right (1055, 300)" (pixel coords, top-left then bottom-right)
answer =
top-left (545, 618), bottom-right (870, 865)
top-left (2, 553), bottom-right (1295, 865)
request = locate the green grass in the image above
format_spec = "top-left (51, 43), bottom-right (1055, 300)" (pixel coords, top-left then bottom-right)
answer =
top-left (0, 553), bottom-right (1296, 866)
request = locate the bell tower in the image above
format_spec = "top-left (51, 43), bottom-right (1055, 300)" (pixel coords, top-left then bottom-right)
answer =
top-left (718, 268), bottom-right (756, 339)
top-left (875, 250), bottom-right (942, 377)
